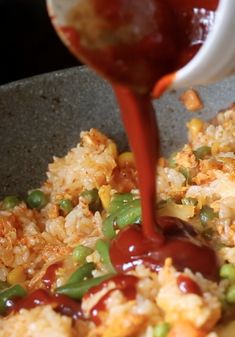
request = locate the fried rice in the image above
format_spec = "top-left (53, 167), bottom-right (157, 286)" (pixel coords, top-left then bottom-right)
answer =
top-left (1, 107), bottom-right (235, 337)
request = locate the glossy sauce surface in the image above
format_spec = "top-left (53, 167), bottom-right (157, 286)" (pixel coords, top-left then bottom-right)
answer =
top-left (85, 274), bottom-right (138, 325)
top-left (62, 0), bottom-right (218, 93)
top-left (110, 218), bottom-right (218, 281)
top-left (7, 289), bottom-right (83, 320)
top-left (177, 274), bottom-right (202, 296)
top-left (42, 262), bottom-right (62, 290)
top-left (60, 0), bottom-right (219, 286)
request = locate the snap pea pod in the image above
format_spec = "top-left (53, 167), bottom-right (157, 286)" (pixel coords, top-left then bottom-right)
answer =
top-left (67, 262), bottom-right (96, 285)
top-left (56, 274), bottom-right (113, 299)
top-left (0, 284), bottom-right (27, 315)
top-left (95, 240), bottom-right (116, 273)
top-left (108, 193), bottom-right (135, 213)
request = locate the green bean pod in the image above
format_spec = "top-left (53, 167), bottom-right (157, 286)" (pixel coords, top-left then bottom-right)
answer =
top-left (72, 245), bottom-right (94, 263)
top-left (95, 240), bottom-right (116, 273)
top-left (102, 213), bottom-right (117, 239)
top-left (115, 199), bottom-right (141, 228)
top-left (108, 193), bottom-right (135, 213)
top-left (67, 262), bottom-right (96, 285)
top-left (102, 198), bottom-right (141, 238)
top-left (0, 284), bottom-right (27, 315)
top-left (56, 274), bottom-right (113, 299)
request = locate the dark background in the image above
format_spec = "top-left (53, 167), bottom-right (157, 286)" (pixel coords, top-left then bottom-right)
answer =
top-left (0, 0), bottom-right (79, 86)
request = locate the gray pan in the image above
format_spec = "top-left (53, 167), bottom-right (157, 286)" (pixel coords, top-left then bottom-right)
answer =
top-left (0, 66), bottom-right (234, 198)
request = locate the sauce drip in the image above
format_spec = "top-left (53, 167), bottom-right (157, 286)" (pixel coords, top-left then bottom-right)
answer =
top-left (42, 262), bottom-right (62, 290)
top-left (6, 289), bottom-right (83, 320)
top-left (177, 274), bottom-right (202, 296)
top-left (59, 0), bottom-right (219, 280)
top-left (84, 274), bottom-right (138, 325)
top-left (110, 218), bottom-right (218, 281)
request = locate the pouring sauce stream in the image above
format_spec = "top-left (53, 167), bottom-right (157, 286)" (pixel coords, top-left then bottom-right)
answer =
top-left (58, 0), bottom-right (219, 279)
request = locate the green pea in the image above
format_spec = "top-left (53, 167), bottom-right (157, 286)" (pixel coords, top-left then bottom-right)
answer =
top-left (153, 322), bottom-right (171, 337)
top-left (2, 196), bottom-right (20, 210)
top-left (200, 205), bottom-right (217, 225)
top-left (26, 190), bottom-right (48, 209)
top-left (0, 284), bottom-right (27, 315)
top-left (72, 245), bottom-right (93, 263)
top-left (96, 239), bottom-right (115, 273)
top-left (193, 146), bottom-right (211, 160)
top-left (108, 193), bottom-right (135, 213)
top-left (67, 262), bottom-right (95, 285)
top-left (220, 264), bottom-right (235, 282)
top-left (56, 274), bottom-right (113, 299)
top-left (181, 197), bottom-right (198, 206)
top-left (59, 199), bottom-right (73, 215)
top-left (226, 284), bottom-right (235, 303)
top-left (80, 189), bottom-right (101, 212)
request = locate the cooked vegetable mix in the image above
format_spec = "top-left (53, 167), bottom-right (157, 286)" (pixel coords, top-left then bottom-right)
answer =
top-left (2, 109), bottom-right (235, 336)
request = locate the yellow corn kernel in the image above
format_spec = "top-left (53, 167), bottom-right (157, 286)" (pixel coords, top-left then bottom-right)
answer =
top-left (220, 144), bottom-right (232, 153)
top-left (98, 185), bottom-right (112, 210)
top-left (187, 118), bottom-right (204, 139)
top-left (118, 152), bottom-right (135, 168)
top-left (107, 141), bottom-right (118, 159)
top-left (7, 266), bottom-right (26, 285)
top-left (211, 142), bottom-right (220, 156)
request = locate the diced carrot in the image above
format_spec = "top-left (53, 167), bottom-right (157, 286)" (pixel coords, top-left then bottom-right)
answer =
top-left (167, 321), bottom-right (206, 337)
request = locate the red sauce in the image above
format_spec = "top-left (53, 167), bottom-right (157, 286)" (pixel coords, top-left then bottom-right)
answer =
top-left (110, 218), bottom-right (218, 281)
top-left (6, 289), bottom-right (83, 320)
top-left (177, 274), bottom-right (202, 296)
top-left (57, 0), bottom-right (220, 282)
top-left (60, 0), bottom-right (218, 93)
top-left (42, 262), bottom-right (62, 290)
top-left (84, 274), bottom-right (138, 325)
top-left (47, 1), bottom-right (222, 311)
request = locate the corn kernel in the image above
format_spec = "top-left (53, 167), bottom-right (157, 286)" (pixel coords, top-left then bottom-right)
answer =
top-left (187, 118), bottom-right (204, 139)
top-left (211, 142), bottom-right (220, 156)
top-left (221, 144), bottom-right (232, 153)
top-left (118, 152), bottom-right (135, 168)
top-left (107, 141), bottom-right (118, 159)
top-left (98, 185), bottom-right (112, 210)
top-left (7, 266), bottom-right (26, 285)
top-left (180, 89), bottom-right (203, 112)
